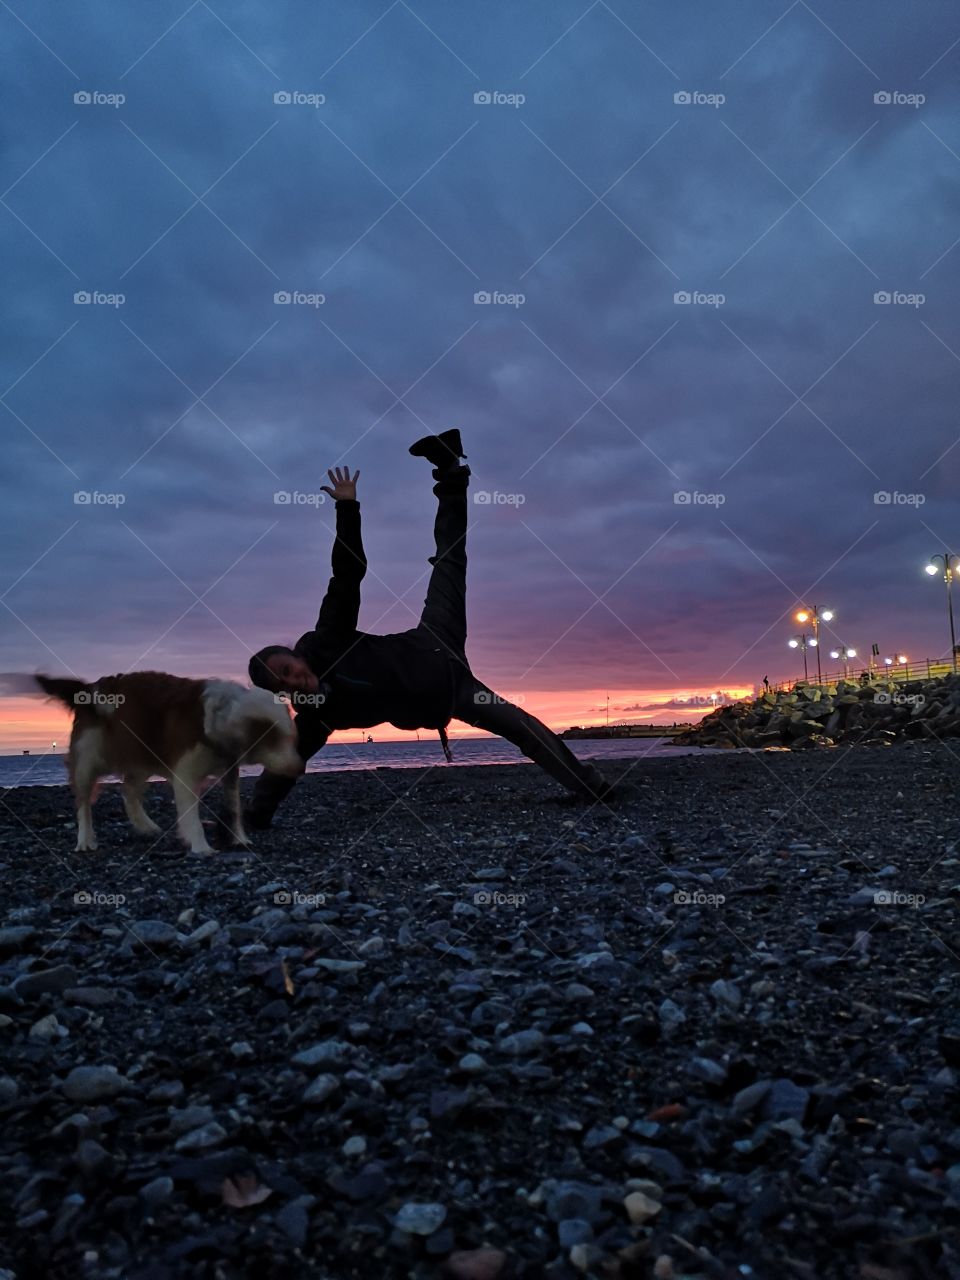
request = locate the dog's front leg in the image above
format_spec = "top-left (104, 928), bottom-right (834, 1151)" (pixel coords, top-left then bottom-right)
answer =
top-left (216, 765), bottom-right (251, 850)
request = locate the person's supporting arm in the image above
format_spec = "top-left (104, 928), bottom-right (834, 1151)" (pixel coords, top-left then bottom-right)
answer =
top-left (245, 714), bottom-right (331, 828)
top-left (314, 467), bottom-right (365, 638)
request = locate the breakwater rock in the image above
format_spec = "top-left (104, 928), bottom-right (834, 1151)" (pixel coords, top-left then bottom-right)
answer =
top-left (674, 671), bottom-right (960, 749)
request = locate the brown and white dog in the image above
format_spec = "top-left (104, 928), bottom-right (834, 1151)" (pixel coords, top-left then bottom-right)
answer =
top-left (36, 672), bottom-right (303, 854)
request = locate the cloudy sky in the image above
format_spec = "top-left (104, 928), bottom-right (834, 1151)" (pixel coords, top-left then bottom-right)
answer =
top-left (2, 0), bottom-right (959, 748)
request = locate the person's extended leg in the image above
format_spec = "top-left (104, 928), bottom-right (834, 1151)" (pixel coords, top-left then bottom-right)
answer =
top-left (410, 431), bottom-right (469, 659)
top-left (454, 674), bottom-right (611, 800)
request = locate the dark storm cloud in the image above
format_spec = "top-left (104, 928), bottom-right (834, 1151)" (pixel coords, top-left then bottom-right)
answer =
top-left (2, 0), bottom-right (958, 704)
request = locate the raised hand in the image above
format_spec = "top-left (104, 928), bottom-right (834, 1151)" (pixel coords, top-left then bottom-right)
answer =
top-left (320, 467), bottom-right (360, 502)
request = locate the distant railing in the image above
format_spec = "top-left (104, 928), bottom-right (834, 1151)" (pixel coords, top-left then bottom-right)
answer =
top-left (768, 656), bottom-right (958, 693)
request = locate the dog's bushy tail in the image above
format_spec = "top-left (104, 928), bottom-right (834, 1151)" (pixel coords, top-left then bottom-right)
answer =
top-left (35, 674), bottom-right (91, 711)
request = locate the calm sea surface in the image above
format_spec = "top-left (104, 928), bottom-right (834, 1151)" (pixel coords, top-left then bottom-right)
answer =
top-left (0, 735), bottom-right (713, 789)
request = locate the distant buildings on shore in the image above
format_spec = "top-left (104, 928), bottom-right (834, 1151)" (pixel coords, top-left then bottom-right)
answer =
top-left (561, 723), bottom-right (692, 739)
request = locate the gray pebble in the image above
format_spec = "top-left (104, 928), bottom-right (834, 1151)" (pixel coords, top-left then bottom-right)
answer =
top-left (393, 1202), bottom-right (447, 1235)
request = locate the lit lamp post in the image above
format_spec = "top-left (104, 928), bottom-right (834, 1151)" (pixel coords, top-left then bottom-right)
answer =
top-left (794, 606), bottom-right (834, 684)
top-left (829, 645), bottom-right (857, 679)
top-left (924, 553), bottom-right (959, 673)
top-left (788, 633), bottom-right (818, 681)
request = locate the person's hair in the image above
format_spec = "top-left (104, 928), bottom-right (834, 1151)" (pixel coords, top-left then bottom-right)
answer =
top-left (249, 645), bottom-right (295, 691)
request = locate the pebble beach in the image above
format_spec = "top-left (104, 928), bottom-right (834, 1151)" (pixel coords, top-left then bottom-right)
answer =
top-left (1, 744), bottom-right (958, 1279)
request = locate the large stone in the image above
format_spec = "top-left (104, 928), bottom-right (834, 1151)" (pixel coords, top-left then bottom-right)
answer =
top-left (13, 965), bottom-right (78, 999)
top-left (61, 1065), bottom-right (128, 1103)
top-left (0, 926), bottom-right (37, 954)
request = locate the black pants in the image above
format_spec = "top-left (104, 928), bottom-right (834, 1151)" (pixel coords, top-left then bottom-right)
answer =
top-left (248, 470), bottom-right (607, 825)
top-left (421, 469), bottom-right (607, 799)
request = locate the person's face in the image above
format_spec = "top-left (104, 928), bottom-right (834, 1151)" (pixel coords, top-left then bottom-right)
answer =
top-left (266, 653), bottom-right (319, 694)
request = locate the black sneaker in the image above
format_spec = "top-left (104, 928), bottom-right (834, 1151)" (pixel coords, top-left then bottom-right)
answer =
top-left (409, 429), bottom-right (466, 470)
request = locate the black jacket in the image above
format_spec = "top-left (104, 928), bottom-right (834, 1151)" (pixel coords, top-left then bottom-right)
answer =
top-left (293, 499), bottom-right (456, 733)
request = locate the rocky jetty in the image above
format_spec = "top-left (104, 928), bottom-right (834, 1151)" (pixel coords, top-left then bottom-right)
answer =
top-left (674, 672), bottom-right (960, 749)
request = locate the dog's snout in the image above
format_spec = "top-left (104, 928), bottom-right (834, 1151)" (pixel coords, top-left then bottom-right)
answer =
top-left (275, 751), bottom-right (305, 778)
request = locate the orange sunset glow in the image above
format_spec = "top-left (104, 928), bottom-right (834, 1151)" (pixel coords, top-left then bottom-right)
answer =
top-left (2, 685), bottom-right (756, 756)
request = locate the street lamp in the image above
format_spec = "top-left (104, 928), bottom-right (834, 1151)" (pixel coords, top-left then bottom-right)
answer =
top-left (925, 553), bottom-right (959, 672)
top-left (829, 645), bottom-right (857, 679)
top-left (788, 633), bottom-right (818, 681)
top-left (794, 605), bottom-right (834, 684)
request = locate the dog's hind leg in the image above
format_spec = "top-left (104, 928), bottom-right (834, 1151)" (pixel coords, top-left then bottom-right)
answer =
top-left (122, 775), bottom-right (161, 836)
top-left (71, 728), bottom-right (102, 853)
